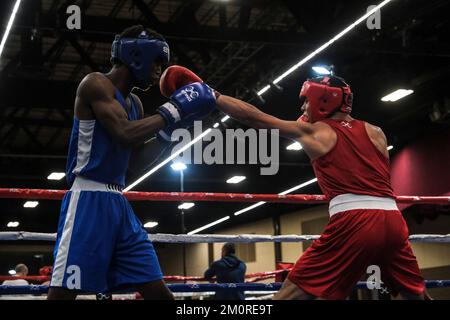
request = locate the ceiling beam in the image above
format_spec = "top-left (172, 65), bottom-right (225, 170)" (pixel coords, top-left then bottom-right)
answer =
top-left (15, 13), bottom-right (311, 46)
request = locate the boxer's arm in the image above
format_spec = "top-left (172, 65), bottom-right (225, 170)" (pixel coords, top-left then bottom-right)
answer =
top-left (131, 93), bottom-right (145, 119)
top-left (126, 93), bottom-right (172, 175)
top-left (79, 74), bottom-right (166, 146)
top-left (216, 94), bottom-right (315, 140)
top-left (364, 122), bottom-right (389, 159)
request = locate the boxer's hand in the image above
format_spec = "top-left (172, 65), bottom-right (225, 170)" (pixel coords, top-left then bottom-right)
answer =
top-left (157, 82), bottom-right (216, 127)
top-left (156, 121), bottom-right (187, 143)
top-left (160, 65), bottom-right (203, 98)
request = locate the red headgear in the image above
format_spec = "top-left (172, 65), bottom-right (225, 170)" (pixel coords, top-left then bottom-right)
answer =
top-left (298, 76), bottom-right (353, 123)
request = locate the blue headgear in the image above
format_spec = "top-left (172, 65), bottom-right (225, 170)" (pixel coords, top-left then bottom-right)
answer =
top-left (111, 31), bottom-right (170, 89)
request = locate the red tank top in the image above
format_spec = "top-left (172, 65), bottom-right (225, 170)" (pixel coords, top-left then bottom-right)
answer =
top-left (311, 119), bottom-right (394, 199)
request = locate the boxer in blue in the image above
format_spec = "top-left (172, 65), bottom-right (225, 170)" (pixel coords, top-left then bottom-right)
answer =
top-left (47, 25), bottom-right (216, 300)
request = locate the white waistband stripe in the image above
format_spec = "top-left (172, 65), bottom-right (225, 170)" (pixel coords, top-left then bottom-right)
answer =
top-left (329, 193), bottom-right (398, 216)
top-left (70, 176), bottom-right (122, 193)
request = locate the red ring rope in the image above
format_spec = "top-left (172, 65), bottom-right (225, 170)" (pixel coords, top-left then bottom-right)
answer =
top-left (0, 188), bottom-right (448, 204)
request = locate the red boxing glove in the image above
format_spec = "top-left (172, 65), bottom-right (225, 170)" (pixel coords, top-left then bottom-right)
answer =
top-left (39, 266), bottom-right (52, 276)
top-left (159, 65), bottom-right (203, 98)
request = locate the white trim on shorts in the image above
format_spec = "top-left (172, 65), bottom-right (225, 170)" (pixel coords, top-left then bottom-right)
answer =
top-left (51, 190), bottom-right (81, 287)
top-left (329, 193), bottom-right (398, 217)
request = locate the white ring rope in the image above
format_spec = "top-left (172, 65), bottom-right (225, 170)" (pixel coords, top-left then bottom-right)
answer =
top-left (1, 231), bottom-right (450, 243)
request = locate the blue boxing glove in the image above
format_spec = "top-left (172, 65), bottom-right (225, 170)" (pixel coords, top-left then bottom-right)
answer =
top-left (157, 82), bottom-right (216, 127)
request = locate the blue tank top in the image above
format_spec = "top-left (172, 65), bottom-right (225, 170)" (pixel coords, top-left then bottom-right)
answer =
top-left (66, 89), bottom-right (140, 187)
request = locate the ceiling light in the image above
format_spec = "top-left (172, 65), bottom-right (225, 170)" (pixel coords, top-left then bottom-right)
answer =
top-left (143, 221), bottom-right (158, 228)
top-left (171, 162), bottom-right (187, 171)
top-left (312, 66), bottom-right (331, 75)
top-left (47, 172), bottom-right (65, 180)
top-left (188, 216), bottom-right (230, 235)
top-left (387, 145), bottom-right (393, 151)
top-left (286, 142), bottom-right (303, 151)
top-left (23, 201), bottom-right (38, 208)
top-left (226, 176), bottom-right (246, 184)
top-left (178, 202), bottom-right (195, 210)
top-left (7, 221), bottom-right (19, 228)
top-left (234, 202), bottom-right (266, 216)
top-left (8, 270), bottom-right (16, 275)
top-left (0, 0), bottom-right (22, 58)
top-left (381, 89), bottom-right (414, 102)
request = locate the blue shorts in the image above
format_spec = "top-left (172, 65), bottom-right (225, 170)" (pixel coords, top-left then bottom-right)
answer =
top-left (50, 190), bottom-right (163, 293)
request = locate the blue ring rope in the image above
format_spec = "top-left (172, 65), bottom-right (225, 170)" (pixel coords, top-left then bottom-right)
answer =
top-left (0, 280), bottom-right (449, 295)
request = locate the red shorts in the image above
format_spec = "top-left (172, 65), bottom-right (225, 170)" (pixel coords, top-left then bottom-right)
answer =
top-left (287, 209), bottom-right (425, 299)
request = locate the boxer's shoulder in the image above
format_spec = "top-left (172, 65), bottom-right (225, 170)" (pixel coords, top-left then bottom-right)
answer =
top-left (77, 72), bottom-right (115, 101)
top-left (364, 121), bottom-right (386, 141)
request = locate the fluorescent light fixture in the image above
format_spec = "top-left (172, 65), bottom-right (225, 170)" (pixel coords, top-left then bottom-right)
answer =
top-left (171, 162), bottom-right (187, 171)
top-left (47, 172), bottom-right (65, 180)
top-left (257, 85), bottom-right (271, 96)
top-left (188, 216), bottom-right (230, 235)
top-left (213, 122), bottom-right (220, 128)
top-left (143, 221), bottom-right (158, 228)
top-left (387, 145), bottom-right (394, 151)
top-left (124, 128), bottom-right (211, 191)
top-left (8, 270), bottom-right (16, 275)
top-left (23, 201), bottom-right (38, 208)
top-left (221, 115), bottom-right (230, 122)
top-left (312, 66), bottom-right (331, 75)
top-left (178, 202), bottom-right (195, 210)
top-left (257, 0), bottom-right (394, 96)
top-left (226, 176), bottom-right (246, 184)
top-left (234, 178), bottom-right (318, 216)
top-left (278, 178), bottom-right (318, 195)
top-left (0, 0), bottom-right (22, 58)
top-left (234, 201), bottom-right (266, 216)
top-left (381, 89), bottom-right (414, 102)
top-left (7, 221), bottom-right (19, 228)
top-left (286, 142), bottom-right (303, 151)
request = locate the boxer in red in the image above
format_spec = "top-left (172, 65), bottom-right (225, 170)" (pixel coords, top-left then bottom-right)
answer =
top-left (215, 76), bottom-right (426, 300)
top-left (160, 67), bottom-right (426, 300)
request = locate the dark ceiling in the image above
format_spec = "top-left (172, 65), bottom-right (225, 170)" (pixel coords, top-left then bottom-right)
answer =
top-left (0, 0), bottom-right (449, 236)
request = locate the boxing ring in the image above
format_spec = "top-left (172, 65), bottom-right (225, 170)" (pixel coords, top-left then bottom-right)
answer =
top-left (0, 188), bottom-right (449, 300)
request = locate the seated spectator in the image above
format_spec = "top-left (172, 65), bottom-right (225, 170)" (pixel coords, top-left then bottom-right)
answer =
top-left (1, 263), bottom-right (32, 299)
top-left (204, 243), bottom-right (247, 300)
top-left (2, 263), bottom-right (29, 286)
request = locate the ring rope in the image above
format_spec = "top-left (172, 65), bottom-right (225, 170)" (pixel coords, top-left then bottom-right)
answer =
top-left (0, 269), bottom-right (288, 283)
top-left (1, 281), bottom-right (450, 295)
top-left (0, 188), bottom-right (449, 204)
top-left (1, 231), bottom-right (450, 243)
